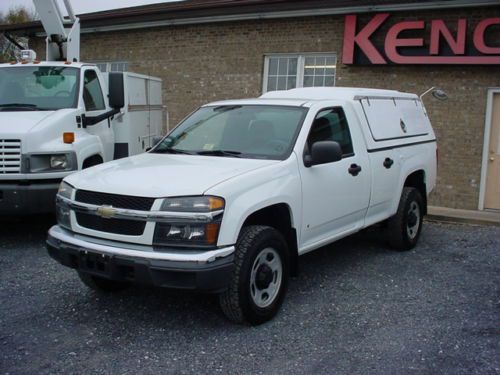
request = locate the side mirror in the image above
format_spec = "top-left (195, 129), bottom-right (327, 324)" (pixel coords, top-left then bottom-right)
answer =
top-left (304, 141), bottom-right (342, 167)
top-left (108, 72), bottom-right (124, 109)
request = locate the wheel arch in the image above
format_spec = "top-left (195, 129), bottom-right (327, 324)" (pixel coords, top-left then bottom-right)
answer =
top-left (239, 203), bottom-right (299, 276)
top-left (403, 169), bottom-right (427, 215)
top-left (82, 154), bottom-right (104, 169)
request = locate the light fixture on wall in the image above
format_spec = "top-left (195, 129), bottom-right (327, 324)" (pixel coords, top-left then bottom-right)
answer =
top-left (420, 87), bottom-right (448, 101)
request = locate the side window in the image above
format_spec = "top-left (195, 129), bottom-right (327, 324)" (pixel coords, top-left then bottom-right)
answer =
top-left (83, 70), bottom-right (105, 111)
top-left (307, 107), bottom-right (354, 156)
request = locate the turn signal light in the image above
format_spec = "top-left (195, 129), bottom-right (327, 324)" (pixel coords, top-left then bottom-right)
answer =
top-left (63, 132), bottom-right (75, 144)
top-left (208, 197), bottom-right (225, 211)
top-left (205, 223), bottom-right (220, 245)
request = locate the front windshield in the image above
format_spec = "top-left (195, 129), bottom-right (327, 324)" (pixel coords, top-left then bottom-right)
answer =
top-left (0, 66), bottom-right (79, 111)
top-left (153, 105), bottom-right (308, 160)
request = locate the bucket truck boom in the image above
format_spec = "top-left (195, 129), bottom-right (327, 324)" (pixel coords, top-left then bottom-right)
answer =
top-left (33, 0), bottom-right (80, 61)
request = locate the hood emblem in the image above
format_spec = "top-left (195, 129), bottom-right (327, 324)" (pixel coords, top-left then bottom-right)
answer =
top-left (400, 119), bottom-right (407, 133)
top-left (96, 205), bottom-right (116, 219)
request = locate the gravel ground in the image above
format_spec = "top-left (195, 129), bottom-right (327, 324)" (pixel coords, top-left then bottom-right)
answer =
top-left (0, 217), bottom-right (498, 375)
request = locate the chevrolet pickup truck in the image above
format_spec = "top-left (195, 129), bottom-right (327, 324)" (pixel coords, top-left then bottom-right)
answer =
top-left (47, 87), bottom-right (437, 325)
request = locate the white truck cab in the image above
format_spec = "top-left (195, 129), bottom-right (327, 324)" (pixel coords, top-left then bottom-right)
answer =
top-left (0, 0), bottom-right (162, 216)
top-left (47, 87), bottom-right (437, 325)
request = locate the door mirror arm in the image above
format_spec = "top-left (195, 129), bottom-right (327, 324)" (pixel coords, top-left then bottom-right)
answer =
top-left (82, 108), bottom-right (121, 128)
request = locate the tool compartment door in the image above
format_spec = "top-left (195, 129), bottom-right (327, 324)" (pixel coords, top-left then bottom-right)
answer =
top-left (360, 97), bottom-right (431, 141)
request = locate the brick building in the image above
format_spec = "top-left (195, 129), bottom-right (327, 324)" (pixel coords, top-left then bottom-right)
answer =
top-left (1, 0), bottom-right (499, 212)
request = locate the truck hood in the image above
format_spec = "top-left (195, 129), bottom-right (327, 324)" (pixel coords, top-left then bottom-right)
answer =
top-left (0, 111), bottom-right (55, 136)
top-left (65, 152), bottom-right (278, 198)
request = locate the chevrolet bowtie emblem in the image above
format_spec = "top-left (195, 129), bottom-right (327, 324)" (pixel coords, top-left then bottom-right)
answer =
top-left (96, 205), bottom-right (116, 219)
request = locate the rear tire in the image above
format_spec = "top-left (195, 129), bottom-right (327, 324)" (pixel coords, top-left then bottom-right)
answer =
top-left (386, 187), bottom-right (424, 251)
top-left (219, 225), bottom-right (289, 325)
top-left (78, 272), bottom-right (129, 292)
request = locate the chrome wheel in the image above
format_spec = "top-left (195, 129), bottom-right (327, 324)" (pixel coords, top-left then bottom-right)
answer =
top-left (250, 247), bottom-right (283, 308)
top-left (406, 201), bottom-right (420, 240)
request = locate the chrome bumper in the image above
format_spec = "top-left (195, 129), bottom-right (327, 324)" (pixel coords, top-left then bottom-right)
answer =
top-left (48, 225), bottom-right (235, 263)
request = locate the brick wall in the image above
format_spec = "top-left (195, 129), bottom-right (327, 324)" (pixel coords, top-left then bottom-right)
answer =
top-left (30, 6), bottom-right (500, 210)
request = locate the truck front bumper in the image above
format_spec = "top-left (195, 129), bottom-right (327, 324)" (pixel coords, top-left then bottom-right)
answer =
top-left (46, 226), bottom-right (235, 293)
top-left (0, 179), bottom-right (60, 215)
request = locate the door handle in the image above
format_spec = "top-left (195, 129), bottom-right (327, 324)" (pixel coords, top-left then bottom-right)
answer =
top-left (383, 157), bottom-right (394, 169)
top-left (348, 163), bottom-right (362, 176)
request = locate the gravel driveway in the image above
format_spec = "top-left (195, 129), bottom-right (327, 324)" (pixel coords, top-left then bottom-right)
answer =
top-left (0, 217), bottom-right (498, 375)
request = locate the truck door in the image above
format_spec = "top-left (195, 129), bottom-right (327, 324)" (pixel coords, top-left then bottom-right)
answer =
top-left (299, 106), bottom-right (370, 250)
top-left (81, 68), bottom-right (114, 162)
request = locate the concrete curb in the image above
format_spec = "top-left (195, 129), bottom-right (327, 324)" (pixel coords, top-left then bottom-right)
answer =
top-left (427, 206), bottom-right (500, 227)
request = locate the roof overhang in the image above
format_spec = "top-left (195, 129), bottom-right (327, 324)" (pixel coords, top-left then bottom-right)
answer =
top-left (1, 0), bottom-right (499, 37)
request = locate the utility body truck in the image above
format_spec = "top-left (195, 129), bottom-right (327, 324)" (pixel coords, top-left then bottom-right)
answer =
top-left (0, 0), bottom-right (162, 215)
top-left (47, 87), bottom-right (437, 325)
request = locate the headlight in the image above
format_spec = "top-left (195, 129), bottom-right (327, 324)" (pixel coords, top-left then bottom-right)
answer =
top-left (153, 196), bottom-right (224, 248)
top-left (22, 152), bottom-right (77, 173)
top-left (55, 181), bottom-right (75, 230)
top-left (50, 155), bottom-right (69, 169)
top-left (161, 196), bottom-right (224, 212)
top-left (57, 181), bottom-right (74, 200)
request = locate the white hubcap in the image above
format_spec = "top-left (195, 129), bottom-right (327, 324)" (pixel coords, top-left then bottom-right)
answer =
top-left (250, 248), bottom-right (282, 308)
top-left (407, 201), bottom-right (420, 239)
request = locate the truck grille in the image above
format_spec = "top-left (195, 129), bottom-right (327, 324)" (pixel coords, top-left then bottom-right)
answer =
top-left (74, 190), bottom-right (155, 236)
top-left (0, 139), bottom-right (21, 174)
top-left (75, 190), bottom-right (155, 210)
top-left (75, 213), bottom-right (147, 236)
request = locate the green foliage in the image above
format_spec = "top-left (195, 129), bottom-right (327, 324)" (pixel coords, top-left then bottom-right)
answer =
top-left (1, 6), bottom-right (35, 25)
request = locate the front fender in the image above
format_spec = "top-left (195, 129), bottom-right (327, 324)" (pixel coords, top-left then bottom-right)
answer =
top-left (71, 132), bottom-right (105, 169)
top-left (207, 156), bottom-right (302, 247)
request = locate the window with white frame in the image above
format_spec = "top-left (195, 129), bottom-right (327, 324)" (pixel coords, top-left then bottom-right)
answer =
top-left (93, 61), bottom-right (129, 73)
top-left (263, 54), bottom-right (336, 92)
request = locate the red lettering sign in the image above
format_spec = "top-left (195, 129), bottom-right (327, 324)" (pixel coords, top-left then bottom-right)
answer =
top-left (342, 14), bottom-right (389, 64)
top-left (473, 18), bottom-right (500, 54)
top-left (430, 19), bottom-right (466, 55)
top-left (342, 14), bottom-right (500, 65)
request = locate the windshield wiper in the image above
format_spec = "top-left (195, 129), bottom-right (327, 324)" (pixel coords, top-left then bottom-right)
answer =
top-left (196, 150), bottom-right (243, 158)
top-left (152, 148), bottom-right (195, 155)
top-left (0, 103), bottom-right (40, 111)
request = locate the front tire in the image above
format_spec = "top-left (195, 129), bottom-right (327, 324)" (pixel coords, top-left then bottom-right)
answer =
top-left (219, 225), bottom-right (289, 325)
top-left (78, 272), bottom-right (129, 292)
top-left (386, 187), bottom-right (424, 250)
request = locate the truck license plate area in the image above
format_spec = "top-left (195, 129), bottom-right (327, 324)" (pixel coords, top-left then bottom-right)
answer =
top-left (79, 251), bottom-right (111, 274)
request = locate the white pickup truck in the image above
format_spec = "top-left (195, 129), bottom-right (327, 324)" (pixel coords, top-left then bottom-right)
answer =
top-left (47, 87), bottom-right (437, 325)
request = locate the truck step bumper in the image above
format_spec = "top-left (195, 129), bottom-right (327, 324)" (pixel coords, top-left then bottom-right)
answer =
top-left (47, 226), bottom-right (235, 293)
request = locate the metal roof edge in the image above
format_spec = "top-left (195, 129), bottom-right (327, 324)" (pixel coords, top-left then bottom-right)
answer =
top-left (77, 1), bottom-right (500, 34)
top-left (3, 0), bottom-right (499, 36)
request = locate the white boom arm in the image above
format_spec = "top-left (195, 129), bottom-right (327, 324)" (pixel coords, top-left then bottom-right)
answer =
top-left (33, 0), bottom-right (80, 62)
